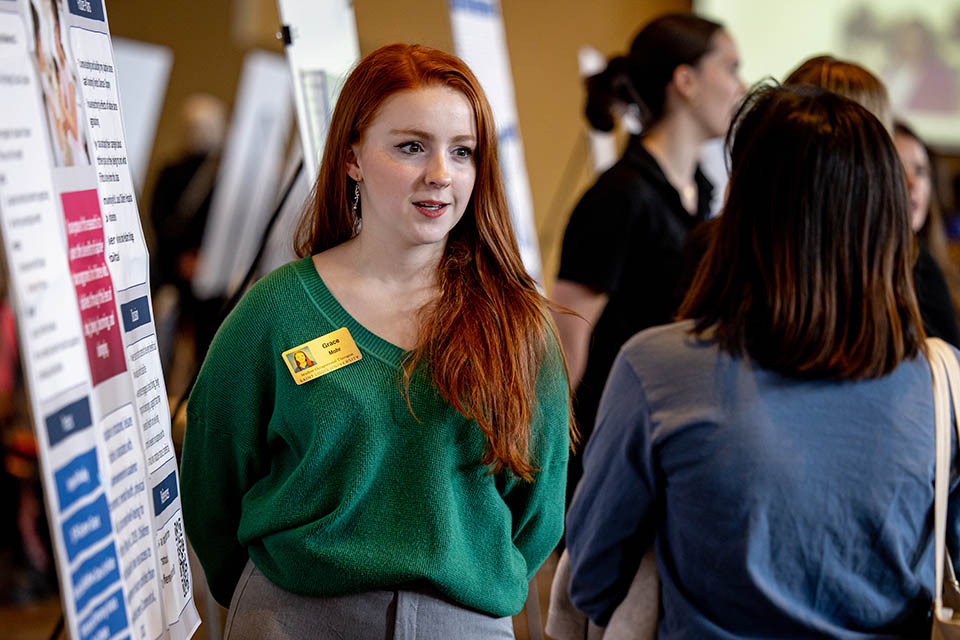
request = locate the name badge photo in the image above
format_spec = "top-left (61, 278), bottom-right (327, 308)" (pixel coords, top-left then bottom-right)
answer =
top-left (281, 327), bottom-right (362, 385)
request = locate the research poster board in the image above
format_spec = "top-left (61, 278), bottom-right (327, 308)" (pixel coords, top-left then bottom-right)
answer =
top-left (0, 1), bottom-right (200, 639)
top-left (449, 0), bottom-right (543, 283)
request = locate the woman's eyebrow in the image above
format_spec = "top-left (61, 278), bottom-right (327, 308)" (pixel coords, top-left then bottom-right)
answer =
top-left (389, 128), bottom-right (476, 144)
top-left (390, 128), bottom-right (433, 139)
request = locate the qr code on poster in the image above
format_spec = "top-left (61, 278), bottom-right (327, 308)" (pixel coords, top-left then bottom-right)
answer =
top-left (174, 515), bottom-right (189, 599)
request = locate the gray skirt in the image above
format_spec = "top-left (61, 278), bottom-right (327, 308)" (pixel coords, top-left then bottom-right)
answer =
top-left (224, 560), bottom-right (516, 640)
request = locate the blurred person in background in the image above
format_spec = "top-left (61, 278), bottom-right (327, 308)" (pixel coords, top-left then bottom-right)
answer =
top-left (787, 56), bottom-right (960, 346)
top-left (894, 121), bottom-right (960, 345)
top-left (551, 13), bottom-right (744, 507)
top-left (0, 268), bottom-right (56, 605)
top-left (786, 55), bottom-right (893, 129)
top-left (567, 84), bottom-right (957, 639)
top-left (150, 93), bottom-right (227, 373)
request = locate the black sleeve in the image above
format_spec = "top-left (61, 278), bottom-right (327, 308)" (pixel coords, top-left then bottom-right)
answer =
top-left (556, 175), bottom-right (642, 294)
top-left (916, 244), bottom-right (960, 347)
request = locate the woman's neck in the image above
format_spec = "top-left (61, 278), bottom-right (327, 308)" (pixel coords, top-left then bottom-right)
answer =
top-left (642, 116), bottom-right (708, 213)
top-left (312, 232), bottom-right (444, 350)
top-left (330, 231), bottom-right (442, 293)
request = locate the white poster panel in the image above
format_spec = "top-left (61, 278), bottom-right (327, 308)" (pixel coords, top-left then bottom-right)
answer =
top-left (0, 1), bottom-right (199, 639)
top-left (275, 0), bottom-right (359, 178)
top-left (191, 50), bottom-right (293, 300)
top-left (699, 138), bottom-right (727, 218)
top-left (257, 0), bottom-right (359, 276)
top-left (111, 37), bottom-right (173, 195)
top-left (258, 148), bottom-right (308, 277)
top-left (449, 0), bottom-right (543, 284)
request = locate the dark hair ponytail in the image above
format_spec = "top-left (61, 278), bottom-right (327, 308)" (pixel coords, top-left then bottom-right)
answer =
top-left (585, 57), bottom-right (636, 131)
top-left (585, 13), bottom-right (722, 130)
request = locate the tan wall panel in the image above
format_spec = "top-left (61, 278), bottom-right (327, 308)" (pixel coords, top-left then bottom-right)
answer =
top-left (353, 0), bottom-right (453, 55)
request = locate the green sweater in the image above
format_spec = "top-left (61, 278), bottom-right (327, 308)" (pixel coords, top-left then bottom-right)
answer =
top-left (181, 257), bottom-right (570, 616)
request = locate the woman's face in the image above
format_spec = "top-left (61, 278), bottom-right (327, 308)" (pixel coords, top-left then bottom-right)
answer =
top-left (894, 131), bottom-right (932, 232)
top-left (347, 85), bottom-right (477, 252)
top-left (295, 352), bottom-right (307, 367)
top-left (688, 30), bottom-right (745, 139)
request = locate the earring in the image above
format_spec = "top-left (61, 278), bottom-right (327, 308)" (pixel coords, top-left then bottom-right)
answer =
top-left (352, 183), bottom-right (361, 235)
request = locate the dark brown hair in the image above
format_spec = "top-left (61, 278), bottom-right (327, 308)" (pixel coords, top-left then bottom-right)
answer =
top-left (585, 13), bottom-right (723, 131)
top-left (294, 43), bottom-right (575, 480)
top-left (678, 84), bottom-right (925, 379)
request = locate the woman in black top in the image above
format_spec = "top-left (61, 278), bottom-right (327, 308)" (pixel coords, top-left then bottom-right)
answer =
top-left (552, 13), bottom-right (744, 504)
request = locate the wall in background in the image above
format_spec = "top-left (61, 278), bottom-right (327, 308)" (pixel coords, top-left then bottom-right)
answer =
top-left (107, 0), bottom-right (689, 287)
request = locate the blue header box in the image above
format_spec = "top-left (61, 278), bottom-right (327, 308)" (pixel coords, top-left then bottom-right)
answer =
top-left (120, 297), bottom-right (151, 332)
top-left (78, 588), bottom-right (127, 640)
top-left (67, 0), bottom-right (105, 21)
top-left (62, 493), bottom-right (112, 562)
top-left (71, 542), bottom-right (121, 612)
top-left (152, 470), bottom-right (178, 518)
top-left (54, 449), bottom-right (100, 512)
top-left (45, 396), bottom-right (93, 448)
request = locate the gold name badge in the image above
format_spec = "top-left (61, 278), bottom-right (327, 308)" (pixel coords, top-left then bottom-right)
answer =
top-left (281, 327), bottom-right (362, 385)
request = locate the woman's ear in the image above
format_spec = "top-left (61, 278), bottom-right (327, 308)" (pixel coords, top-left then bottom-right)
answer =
top-left (345, 146), bottom-right (362, 183)
top-left (671, 64), bottom-right (699, 102)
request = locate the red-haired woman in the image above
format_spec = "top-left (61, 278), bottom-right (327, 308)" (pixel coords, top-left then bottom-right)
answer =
top-left (181, 44), bottom-right (573, 639)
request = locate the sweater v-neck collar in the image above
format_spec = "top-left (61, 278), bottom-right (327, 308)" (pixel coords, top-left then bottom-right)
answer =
top-left (292, 257), bottom-right (409, 366)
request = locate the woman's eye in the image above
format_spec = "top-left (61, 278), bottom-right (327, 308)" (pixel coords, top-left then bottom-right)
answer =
top-left (453, 146), bottom-right (474, 159)
top-left (398, 141), bottom-right (424, 153)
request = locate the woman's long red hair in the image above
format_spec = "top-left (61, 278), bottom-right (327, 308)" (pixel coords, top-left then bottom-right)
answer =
top-left (294, 43), bottom-right (575, 481)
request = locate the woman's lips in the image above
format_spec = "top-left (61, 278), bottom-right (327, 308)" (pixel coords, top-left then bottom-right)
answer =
top-left (413, 201), bottom-right (449, 218)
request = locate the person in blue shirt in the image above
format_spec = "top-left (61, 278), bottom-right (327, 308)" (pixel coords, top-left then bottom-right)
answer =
top-left (566, 84), bottom-right (960, 638)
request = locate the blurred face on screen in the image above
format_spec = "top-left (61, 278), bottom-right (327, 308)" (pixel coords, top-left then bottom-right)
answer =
top-left (690, 30), bottom-right (745, 139)
top-left (894, 131), bottom-right (932, 232)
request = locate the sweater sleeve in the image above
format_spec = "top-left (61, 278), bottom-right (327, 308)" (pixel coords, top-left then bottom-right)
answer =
top-left (565, 351), bottom-right (657, 626)
top-left (180, 289), bottom-right (276, 606)
top-left (500, 333), bottom-right (571, 581)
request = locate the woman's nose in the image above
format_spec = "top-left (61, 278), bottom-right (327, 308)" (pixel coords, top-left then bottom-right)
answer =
top-left (425, 153), bottom-right (452, 188)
